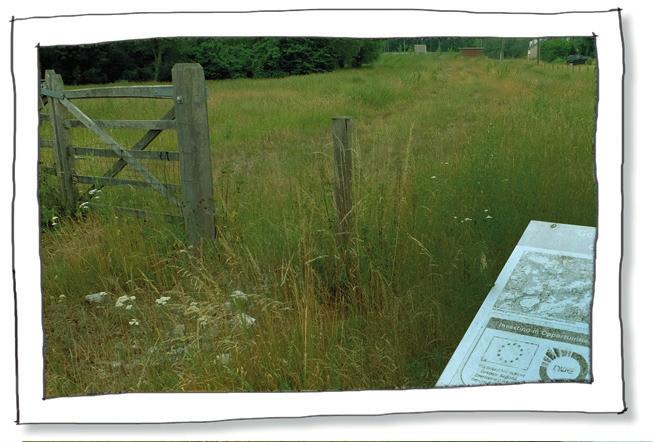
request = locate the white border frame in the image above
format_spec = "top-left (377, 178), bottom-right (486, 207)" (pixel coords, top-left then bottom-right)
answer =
top-left (12, 8), bottom-right (624, 423)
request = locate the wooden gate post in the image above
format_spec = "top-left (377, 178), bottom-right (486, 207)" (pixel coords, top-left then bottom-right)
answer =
top-left (331, 116), bottom-right (354, 250)
top-left (172, 63), bottom-right (216, 245)
top-left (44, 70), bottom-right (77, 214)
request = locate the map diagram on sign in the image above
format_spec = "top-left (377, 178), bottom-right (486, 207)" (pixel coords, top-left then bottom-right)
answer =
top-left (493, 251), bottom-right (593, 324)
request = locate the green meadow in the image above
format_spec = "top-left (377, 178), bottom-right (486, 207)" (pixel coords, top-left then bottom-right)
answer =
top-left (39, 53), bottom-right (597, 396)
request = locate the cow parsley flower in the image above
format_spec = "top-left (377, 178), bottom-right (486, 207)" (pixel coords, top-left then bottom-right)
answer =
top-left (155, 296), bottom-right (171, 306)
top-left (128, 318), bottom-right (139, 326)
top-left (116, 295), bottom-right (136, 308)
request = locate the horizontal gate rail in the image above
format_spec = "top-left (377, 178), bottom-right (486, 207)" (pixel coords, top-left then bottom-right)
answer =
top-left (83, 106), bottom-right (177, 197)
top-left (40, 85), bottom-right (175, 100)
top-left (71, 146), bottom-right (179, 161)
top-left (64, 119), bottom-right (176, 130)
top-left (75, 174), bottom-right (180, 191)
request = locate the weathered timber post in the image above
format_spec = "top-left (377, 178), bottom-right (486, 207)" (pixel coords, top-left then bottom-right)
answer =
top-left (172, 63), bottom-right (216, 245)
top-left (331, 116), bottom-right (354, 252)
top-left (44, 70), bottom-right (77, 214)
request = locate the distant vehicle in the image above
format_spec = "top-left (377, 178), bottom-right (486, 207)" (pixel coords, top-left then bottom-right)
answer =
top-left (566, 54), bottom-right (590, 65)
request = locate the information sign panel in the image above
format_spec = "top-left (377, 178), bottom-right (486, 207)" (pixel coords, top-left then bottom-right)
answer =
top-left (436, 220), bottom-right (596, 386)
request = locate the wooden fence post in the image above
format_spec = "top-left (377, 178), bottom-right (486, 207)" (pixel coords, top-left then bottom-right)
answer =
top-left (172, 63), bottom-right (216, 245)
top-left (331, 116), bottom-right (354, 251)
top-left (44, 70), bottom-right (77, 214)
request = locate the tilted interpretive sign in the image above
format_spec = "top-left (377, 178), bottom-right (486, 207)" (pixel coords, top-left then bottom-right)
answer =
top-left (436, 220), bottom-right (596, 386)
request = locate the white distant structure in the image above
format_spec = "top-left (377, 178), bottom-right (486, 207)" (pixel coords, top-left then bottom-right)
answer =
top-left (414, 44), bottom-right (427, 53)
top-left (528, 39), bottom-right (540, 60)
top-left (436, 220), bottom-right (595, 387)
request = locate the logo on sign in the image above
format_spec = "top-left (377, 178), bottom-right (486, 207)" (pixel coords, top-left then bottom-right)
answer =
top-left (539, 348), bottom-right (588, 381)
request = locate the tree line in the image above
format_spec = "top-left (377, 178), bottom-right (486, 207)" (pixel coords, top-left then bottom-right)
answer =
top-left (39, 38), bottom-right (384, 85)
top-left (39, 36), bottom-right (596, 85)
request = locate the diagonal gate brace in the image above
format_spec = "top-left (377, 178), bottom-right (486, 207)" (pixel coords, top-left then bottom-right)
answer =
top-left (82, 106), bottom-right (176, 197)
top-left (58, 98), bottom-right (180, 208)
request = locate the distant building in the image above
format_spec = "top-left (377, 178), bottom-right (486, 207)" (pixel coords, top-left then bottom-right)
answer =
top-left (460, 47), bottom-right (484, 57)
top-left (414, 44), bottom-right (427, 53)
top-left (528, 39), bottom-right (539, 60)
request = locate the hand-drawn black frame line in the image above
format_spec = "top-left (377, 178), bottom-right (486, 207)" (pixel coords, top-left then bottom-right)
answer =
top-left (9, 6), bottom-right (626, 425)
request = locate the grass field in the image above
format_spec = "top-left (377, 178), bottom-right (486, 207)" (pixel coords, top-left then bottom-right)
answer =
top-left (39, 53), bottom-right (597, 396)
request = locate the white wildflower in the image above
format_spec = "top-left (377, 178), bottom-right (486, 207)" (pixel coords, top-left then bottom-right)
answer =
top-left (430, 175), bottom-right (437, 179)
top-left (115, 295), bottom-right (136, 308)
top-left (464, 217), bottom-right (472, 222)
top-left (58, 294), bottom-right (66, 299)
top-left (484, 209), bottom-right (490, 212)
top-left (85, 291), bottom-right (108, 304)
top-left (485, 215), bottom-right (494, 220)
top-left (155, 296), bottom-right (171, 306)
top-left (125, 304), bottom-right (133, 310)
top-left (198, 315), bottom-right (209, 327)
top-left (128, 318), bottom-right (139, 326)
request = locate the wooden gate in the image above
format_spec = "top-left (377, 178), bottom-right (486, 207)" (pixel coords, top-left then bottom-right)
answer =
top-left (39, 63), bottom-right (215, 245)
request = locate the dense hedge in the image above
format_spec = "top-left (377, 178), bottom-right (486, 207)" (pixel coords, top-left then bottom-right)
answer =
top-left (539, 37), bottom-right (596, 63)
top-left (39, 37), bottom-right (384, 84)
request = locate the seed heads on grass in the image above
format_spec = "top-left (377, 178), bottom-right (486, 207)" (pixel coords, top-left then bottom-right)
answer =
top-left (185, 302), bottom-right (200, 315)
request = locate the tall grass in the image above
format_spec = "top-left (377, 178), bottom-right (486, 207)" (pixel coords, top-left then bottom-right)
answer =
top-left (40, 54), bottom-right (597, 396)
